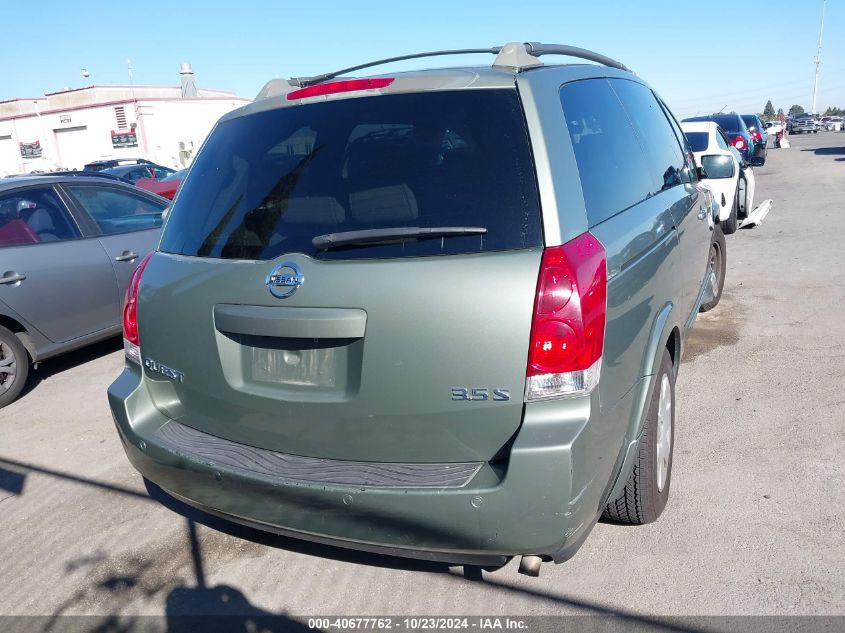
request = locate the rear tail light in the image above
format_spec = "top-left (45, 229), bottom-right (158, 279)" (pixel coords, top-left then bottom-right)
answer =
top-left (733, 136), bottom-right (747, 150)
top-left (286, 78), bottom-right (394, 101)
top-left (122, 252), bottom-right (154, 364)
top-left (751, 131), bottom-right (762, 142)
top-left (526, 232), bottom-right (607, 400)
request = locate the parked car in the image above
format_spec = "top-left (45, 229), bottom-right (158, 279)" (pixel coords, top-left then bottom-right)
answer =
top-left (135, 169), bottom-right (186, 200)
top-left (108, 42), bottom-right (722, 576)
top-left (764, 120), bottom-right (784, 137)
top-left (682, 113), bottom-right (760, 165)
top-left (728, 146), bottom-right (756, 222)
top-left (0, 175), bottom-right (168, 407)
top-left (740, 114), bottom-right (768, 156)
top-left (681, 120), bottom-right (746, 233)
top-left (102, 164), bottom-right (176, 184)
top-left (823, 116), bottom-right (842, 131)
top-left (83, 158), bottom-right (157, 172)
top-left (788, 114), bottom-right (819, 134)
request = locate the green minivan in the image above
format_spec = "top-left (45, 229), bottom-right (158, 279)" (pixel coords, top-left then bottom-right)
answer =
top-left (108, 43), bottom-right (724, 575)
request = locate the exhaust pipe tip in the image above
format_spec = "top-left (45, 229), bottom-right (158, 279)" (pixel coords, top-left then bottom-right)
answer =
top-left (518, 555), bottom-right (543, 577)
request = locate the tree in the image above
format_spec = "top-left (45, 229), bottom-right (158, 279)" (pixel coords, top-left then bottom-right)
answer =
top-left (763, 100), bottom-right (776, 118)
top-left (788, 104), bottom-right (805, 116)
top-left (777, 108), bottom-right (785, 118)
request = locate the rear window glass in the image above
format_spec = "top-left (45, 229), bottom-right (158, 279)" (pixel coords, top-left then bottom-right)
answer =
top-left (741, 115), bottom-right (759, 130)
top-left (710, 115), bottom-right (741, 133)
top-left (160, 90), bottom-right (542, 260)
top-left (684, 132), bottom-right (710, 152)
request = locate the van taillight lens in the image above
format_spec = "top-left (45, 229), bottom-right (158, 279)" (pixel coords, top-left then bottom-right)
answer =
top-left (733, 136), bottom-right (747, 150)
top-left (286, 78), bottom-right (394, 101)
top-left (122, 252), bottom-right (154, 364)
top-left (751, 131), bottom-right (762, 142)
top-left (526, 232), bottom-right (607, 400)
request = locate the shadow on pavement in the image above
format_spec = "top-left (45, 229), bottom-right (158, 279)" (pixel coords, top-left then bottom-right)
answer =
top-left (18, 336), bottom-right (122, 400)
top-left (5, 458), bottom-right (709, 632)
top-left (800, 146), bottom-right (845, 156)
top-left (0, 455), bottom-right (150, 501)
top-left (0, 465), bottom-right (26, 497)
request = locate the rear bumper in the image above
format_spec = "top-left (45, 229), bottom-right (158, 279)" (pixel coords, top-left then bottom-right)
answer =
top-left (108, 365), bottom-right (604, 563)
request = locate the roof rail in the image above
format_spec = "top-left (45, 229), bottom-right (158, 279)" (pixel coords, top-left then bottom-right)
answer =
top-left (289, 42), bottom-right (628, 88)
top-left (516, 43), bottom-right (629, 72)
top-left (18, 170), bottom-right (128, 182)
top-left (291, 48), bottom-right (502, 87)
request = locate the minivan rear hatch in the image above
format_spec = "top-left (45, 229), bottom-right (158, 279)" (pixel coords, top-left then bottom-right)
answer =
top-left (142, 88), bottom-right (543, 463)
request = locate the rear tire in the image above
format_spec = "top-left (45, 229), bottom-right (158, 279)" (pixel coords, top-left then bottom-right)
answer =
top-left (603, 349), bottom-right (675, 524)
top-left (721, 186), bottom-right (739, 235)
top-left (699, 226), bottom-right (726, 313)
top-left (0, 325), bottom-right (29, 408)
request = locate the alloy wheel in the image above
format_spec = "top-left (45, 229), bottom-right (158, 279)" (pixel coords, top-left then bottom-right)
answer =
top-left (656, 373), bottom-right (672, 492)
top-left (0, 341), bottom-right (17, 395)
top-left (709, 242), bottom-right (722, 298)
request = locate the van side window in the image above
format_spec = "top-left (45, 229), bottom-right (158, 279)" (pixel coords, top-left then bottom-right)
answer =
top-left (610, 79), bottom-right (688, 192)
top-left (559, 79), bottom-right (654, 226)
top-left (655, 96), bottom-right (698, 184)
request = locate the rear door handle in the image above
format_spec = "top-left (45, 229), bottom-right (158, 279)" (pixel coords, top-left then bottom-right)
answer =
top-left (115, 251), bottom-right (139, 262)
top-left (214, 304), bottom-right (367, 339)
top-left (0, 271), bottom-right (26, 285)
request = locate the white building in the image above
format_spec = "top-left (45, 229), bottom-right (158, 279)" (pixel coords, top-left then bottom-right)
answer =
top-left (0, 67), bottom-right (250, 176)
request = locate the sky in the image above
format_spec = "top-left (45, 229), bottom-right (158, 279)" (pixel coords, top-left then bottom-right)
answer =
top-left (2, 0), bottom-right (843, 119)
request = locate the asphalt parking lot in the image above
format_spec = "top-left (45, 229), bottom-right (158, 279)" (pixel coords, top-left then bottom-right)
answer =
top-left (1, 133), bottom-right (843, 625)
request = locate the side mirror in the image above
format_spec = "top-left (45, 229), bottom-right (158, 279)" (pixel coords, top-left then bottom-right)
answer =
top-left (697, 165), bottom-right (708, 180)
top-left (700, 154), bottom-right (735, 179)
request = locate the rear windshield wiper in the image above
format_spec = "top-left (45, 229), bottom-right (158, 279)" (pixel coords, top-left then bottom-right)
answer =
top-left (312, 226), bottom-right (487, 250)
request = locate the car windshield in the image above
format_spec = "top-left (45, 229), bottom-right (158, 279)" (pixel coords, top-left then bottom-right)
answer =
top-left (684, 132), bottom-right (710, 152)
top-left (160, 90), bottom-right (542, 261)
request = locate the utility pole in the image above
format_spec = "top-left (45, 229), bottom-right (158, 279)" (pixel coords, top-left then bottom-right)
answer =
top-left (811, 0), bottom-right (826, 115)
top-left (33, 100), bottom-right (50, 168)
top-left (126, 58), bottom-right (147, 158)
